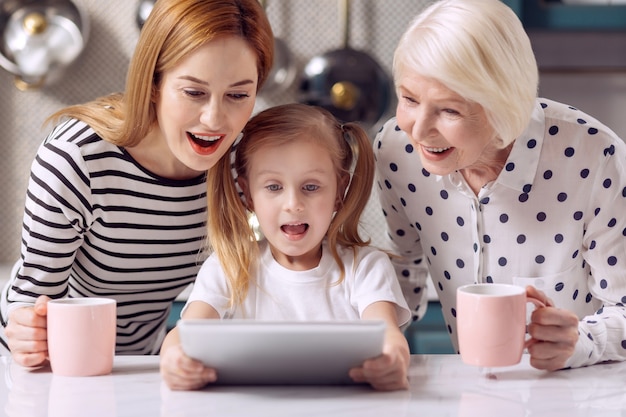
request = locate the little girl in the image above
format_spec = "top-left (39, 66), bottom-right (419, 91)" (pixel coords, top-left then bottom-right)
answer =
top-left (160, 103), bottom-right (411, 391)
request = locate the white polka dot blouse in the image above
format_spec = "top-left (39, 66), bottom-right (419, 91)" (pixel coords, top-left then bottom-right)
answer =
top-left (375, 98), bottom-right (626, 369)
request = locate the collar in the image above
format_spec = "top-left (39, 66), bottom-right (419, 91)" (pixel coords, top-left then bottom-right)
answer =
top-left (440, 99), bottom-right (546, 193)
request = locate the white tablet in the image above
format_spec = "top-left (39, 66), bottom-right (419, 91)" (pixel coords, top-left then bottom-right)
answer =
top-left (177, 319), bottom-right (386, 385)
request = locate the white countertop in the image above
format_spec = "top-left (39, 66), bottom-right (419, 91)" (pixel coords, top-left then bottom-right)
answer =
top-left (1, 354), bottom-right (623, 416)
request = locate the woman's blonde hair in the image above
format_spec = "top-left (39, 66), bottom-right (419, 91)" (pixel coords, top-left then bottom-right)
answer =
top-left (207, 103), bottom-right (375, 308)
top-left (46, 0), bottom-right (274, 146)
top-left (393, 0), bottom-right (538, 147)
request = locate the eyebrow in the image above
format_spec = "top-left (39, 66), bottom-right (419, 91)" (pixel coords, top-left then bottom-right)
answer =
top-left (177, 75), bottom-right (255, 87)
top-left (254, 167), bottom-right (331, 177)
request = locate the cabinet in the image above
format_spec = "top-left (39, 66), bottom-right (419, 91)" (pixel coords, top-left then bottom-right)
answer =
top-left (502, 0), bottom-right (626, 30)
top-left (404, 301), bottom-right (456, 355)
top-left (167, 300), bottom-right (456, 355)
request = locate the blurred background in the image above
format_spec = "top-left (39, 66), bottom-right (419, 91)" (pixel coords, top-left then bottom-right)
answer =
top-left (0, 0), bottom-right (625, 268)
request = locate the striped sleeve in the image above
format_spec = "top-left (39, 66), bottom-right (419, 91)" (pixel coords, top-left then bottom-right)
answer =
top-left (3, 119), bottom-right (208, 354)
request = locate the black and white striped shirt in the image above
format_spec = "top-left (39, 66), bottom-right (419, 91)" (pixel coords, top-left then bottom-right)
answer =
top-left (1, 119), bottom-right (208, 354)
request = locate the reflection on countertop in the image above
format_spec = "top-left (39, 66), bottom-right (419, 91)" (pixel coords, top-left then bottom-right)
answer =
top-left (1, 355), bottom-right (625, 417)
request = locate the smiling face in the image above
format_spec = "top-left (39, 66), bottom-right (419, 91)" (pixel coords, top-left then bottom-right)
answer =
top-left (395, 70), bottom-right (502, 179)
top-left (153, 36), bottom-right (258, 177)
top-left (241, 139), bottom-right (339, 271)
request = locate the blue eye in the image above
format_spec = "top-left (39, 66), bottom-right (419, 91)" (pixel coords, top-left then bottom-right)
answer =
top-left (183, 89), bottom-right (204, 97)
top-left (229, 93), bottom-right (250, 100)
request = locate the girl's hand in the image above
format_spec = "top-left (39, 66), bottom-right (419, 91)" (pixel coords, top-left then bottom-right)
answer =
top-left (160, 344), bottom-right (217, 390)
top-left (159, 301), bottom-right (220, 390)
top-left (349, 330), bottom-right (410, 391)
top-left (5, 295), bottom-right (50, 367)
top-left (525, 286), bottom-right (579, 371)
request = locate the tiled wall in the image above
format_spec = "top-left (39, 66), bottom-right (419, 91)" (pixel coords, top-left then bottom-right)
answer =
top-left (0, 0), bottom-right (431, 263)
top-left (1, 0), bottom-right (625, 264)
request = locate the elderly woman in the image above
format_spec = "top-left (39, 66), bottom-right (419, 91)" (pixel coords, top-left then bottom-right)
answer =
top-left (375, 0), bottom-right (626, 371)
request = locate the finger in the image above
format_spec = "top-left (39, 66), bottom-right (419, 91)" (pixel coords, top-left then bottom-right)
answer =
top-left (34, 295), bottom-right (51, 316)
top-left (11, 350), bottom-right (49, 368)
top-left (362, 353), bottom-right (393, 371)
top-left (351, 355), bottom-right (409, 391)
top-left (530, 307), bottom-right (579, 329)
top-left (366, 369), bottom-right (409, 391)
top-left (528, 324), bottom-right (578, 347)
top-left (527, 341), bottom-right (571, 371)
top-left (525, 286), bottom-right (554, 307)
top-left (164, 366), bottom-right (216, 390)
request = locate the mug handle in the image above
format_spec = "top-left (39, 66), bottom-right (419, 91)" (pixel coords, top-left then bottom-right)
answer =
top-left (524, 296), bottom-right (546, 350)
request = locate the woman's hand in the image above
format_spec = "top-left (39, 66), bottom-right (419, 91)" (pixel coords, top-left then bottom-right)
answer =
top-left (160, 343), bottom-right (217, 390)
top-left (525, 286), bottom-right (579, 371)
top-left (5, 295), bottom-right (50, 367)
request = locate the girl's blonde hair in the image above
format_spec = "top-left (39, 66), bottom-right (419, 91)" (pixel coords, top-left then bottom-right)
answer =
top-left (207, 103), bottom-right (375, 308)
top-left (393, 0), bottom-right (538, 148)
top-left (46, 0), bottom-right (274, 146)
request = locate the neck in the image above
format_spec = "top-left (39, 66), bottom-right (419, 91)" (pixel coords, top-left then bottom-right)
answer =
top-left (461, 142), bottom-right (514, 195)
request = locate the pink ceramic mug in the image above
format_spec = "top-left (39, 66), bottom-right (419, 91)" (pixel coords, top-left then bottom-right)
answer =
top-left (456, 283), bottom-right (544, 368)
top-left (47, 298), bottom-right (116, 377)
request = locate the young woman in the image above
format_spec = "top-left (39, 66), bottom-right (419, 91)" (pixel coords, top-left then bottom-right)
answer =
top-left (0, 0), bottom-right (274, 367)
top-left (160, 103), bottom-right (411, 391)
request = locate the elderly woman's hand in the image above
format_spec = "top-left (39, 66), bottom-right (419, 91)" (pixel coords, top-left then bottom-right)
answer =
top-left (525, 286), bottom-right (579, 371)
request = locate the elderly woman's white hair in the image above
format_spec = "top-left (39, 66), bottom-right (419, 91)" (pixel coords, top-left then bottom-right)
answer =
top-left (393, 0), bottom-right (538, 148)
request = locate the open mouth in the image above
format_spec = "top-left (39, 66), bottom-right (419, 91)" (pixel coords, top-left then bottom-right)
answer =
top-left (188, 132), bottom-right (221, 147)
top-left (423, 146), bottom-right (451, 153)
top-left (281, 223), bottom-right (309, 235)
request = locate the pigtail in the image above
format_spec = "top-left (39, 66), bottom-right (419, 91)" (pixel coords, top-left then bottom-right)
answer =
top-left (206, 149), bottom-right (258, 309)
top-left (326, 122), bottom-right (375, 284)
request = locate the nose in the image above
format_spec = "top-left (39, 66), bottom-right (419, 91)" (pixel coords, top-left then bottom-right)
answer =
top-left (410, 108), bottom-right (436, 142)
top-left (284, 188), bottom-right (304, 212)
top-left (199, 98), bottom-right (224, 129)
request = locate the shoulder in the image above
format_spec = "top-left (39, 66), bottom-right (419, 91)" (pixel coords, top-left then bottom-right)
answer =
top-left (335, 244), bottom-right (392, 269)
top-left (373, 117), bottom-right (421, 169)
top-left (45, 119), bottom-right (103, 146)
top-left (373, 117), bottom-right (413, 155)
top-left (538, 98), bottom-right (624, 148)
top-left (41, 118), bottom-right (119, 159)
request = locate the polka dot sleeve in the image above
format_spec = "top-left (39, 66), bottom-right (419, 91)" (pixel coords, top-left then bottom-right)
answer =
top-left (374, 123), bottom-right (430, 324)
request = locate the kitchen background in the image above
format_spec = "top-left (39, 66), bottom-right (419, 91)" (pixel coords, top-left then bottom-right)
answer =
top-left (1, 0), bottom-right (626, 269)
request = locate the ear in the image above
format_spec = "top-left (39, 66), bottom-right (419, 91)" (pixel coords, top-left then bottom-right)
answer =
top-left (237, 176), bottom-right (254, 211)
top-left (150, 81), bottom-right (159, 103)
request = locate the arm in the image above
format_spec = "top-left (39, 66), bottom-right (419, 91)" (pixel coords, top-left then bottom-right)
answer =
top-left (527, 141), bottom-right (626, 370)
top-left (373, 122), bottom-right (430, 322)
top-left (349, 301), bottom-right (410, 391)
top-left (160, 301), bottom-right (220, 390)
top-left (4, 125), bottom-right (94, 366)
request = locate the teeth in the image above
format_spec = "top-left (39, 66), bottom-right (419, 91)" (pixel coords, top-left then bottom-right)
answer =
top-left (424, 146), bottom-right (450, 153)
top-left (190, 133), bottom-right (220, 142)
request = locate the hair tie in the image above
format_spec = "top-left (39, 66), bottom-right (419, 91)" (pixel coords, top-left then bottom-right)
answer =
top-left (341, 125), bottom-right (359, 173)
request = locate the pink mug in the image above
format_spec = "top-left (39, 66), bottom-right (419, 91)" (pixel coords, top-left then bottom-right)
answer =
top-left (456, 283), bottom-right (544, 368)
top-left (47, 298), bottom-right (116, 377)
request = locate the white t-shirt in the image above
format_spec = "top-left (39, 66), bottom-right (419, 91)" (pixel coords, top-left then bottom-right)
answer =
top-left (186, 239), bottom-right (411, 328)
